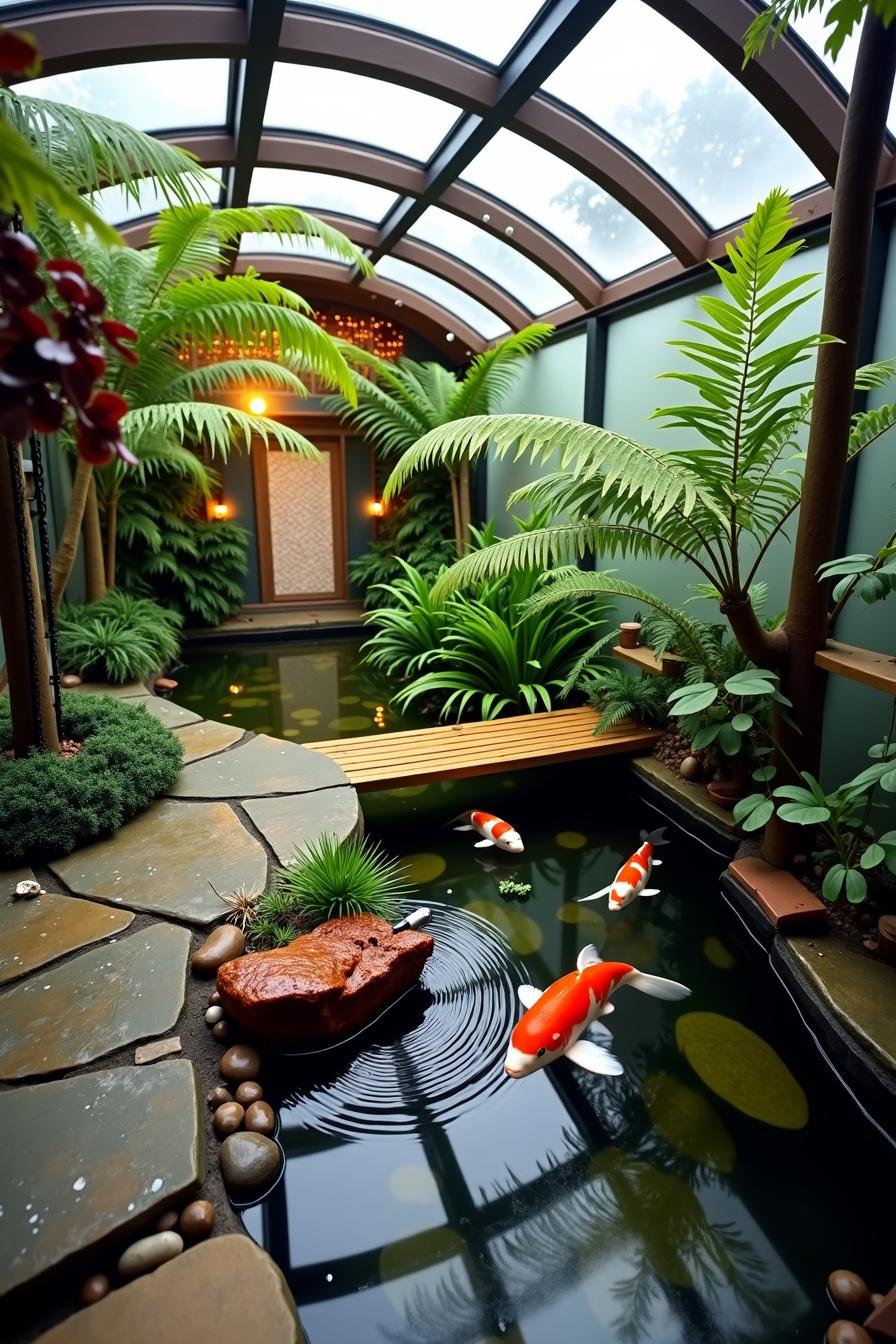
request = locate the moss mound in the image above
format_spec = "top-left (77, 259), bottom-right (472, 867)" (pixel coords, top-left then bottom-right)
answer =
top-left (0, 692), bottom-right (183, 865)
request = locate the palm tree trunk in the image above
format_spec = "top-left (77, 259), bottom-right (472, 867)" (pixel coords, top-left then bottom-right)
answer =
top-left (448, 468), bottom-right (463, 558)
top-left (51, 456), bottom-right (93, 612)
top-left (457, 459), bottom-right (472, 553)
top-left (104, 491), bottom-right (118, 591)
top-left (761, 11), bottom-right (896, 868)
top-left (82, 476), bottom-right (106, 600)
top-left (0, 441), bottom-right (61, 756)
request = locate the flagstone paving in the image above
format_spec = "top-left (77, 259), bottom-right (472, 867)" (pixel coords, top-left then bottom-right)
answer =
top-left (0, 923), bottom-right (190, 1080)
top-left (174, 718), bottom-right (244, 763)
top-left (70, 681), bottom-right (147, 698)
top-left (168, 731), bottom-right (348, 798)
top-left (49, 799), bottom-right (267, 925)
top-left (128, 695), bottom-right (203, 728)
top-left (244, 786), bottom-right (362, 865)
top-left (0, 1060), bottom-right (203, 1296)
top-left (0, 889), bottom-right (134, 986)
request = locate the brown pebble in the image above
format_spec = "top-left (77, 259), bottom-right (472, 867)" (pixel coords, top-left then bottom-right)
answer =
top-left (235, 1081), bottom-right (263, 1106)
top-left (863, 938), bottom-right (880, 952)
top-left (178, 1199), bottom-right (215, 1240)
top-left (208, 990), bottom-right (222, 1007)
top-left (212, 1020), bottom-right (231, 1042)
top-left (219, 1043), bottom-right (261, 1083)
top-left (191, 925), bottom-right (245, 977)
top-left (828, 1269), bottom-right (872, 1316)
top-left (60, 673), bottom-right (83, 689)
top-left (871, 1293), bottom-right (884, 1308)
top-left (79, 1274), bottom-right (110, 1306)
top-left (679, 755), bottom-right (700, 781)
top-left (826, 1321), bottom-right (873, 1344)
top-left (213, 1101), bottom-right (245, 1136)
top-left (155, 676), bottom-right (178, 691)
top-left (793, 853), bottom-right (808, 867)
top-left (244, 1100), bottom-right (276, 1136)
top-left (814, 864), bottom-right (824, 879)
top-left (207, 1085), bottom-right (232, 1110)
top-left (155, 1209), bottom-right (179, 1233)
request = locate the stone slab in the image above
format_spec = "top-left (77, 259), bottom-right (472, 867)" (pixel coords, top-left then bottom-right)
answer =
top-left (135, 1036), bottom-right (181, 1065)
top-left (632, 756), bottom-right (737, 832)
top-left (50, 799), bottom-right (267, 926)
top-left (0, 1060), bottom-right (203, 1296)
top-left (174, 718), bottom-right (244, 764)
top-left (728, 856), bottom-right (826, 928)
top-left (168, 732), bottom-right (348, 799)
top-left (128, 695), bottom-right (202, 727)
top-left (786, 932), bottom-right (896, 1075)
top-left (0, 922), bottom-right (190, 1080)
top-left (0, 889), bottom-right (134, 985)
top-left (244, 787), bottom-right (362, 866)
top-left (70, 681), bottom-right (147, 698)
top-left (35, 1235), bottom-right (300, 1344)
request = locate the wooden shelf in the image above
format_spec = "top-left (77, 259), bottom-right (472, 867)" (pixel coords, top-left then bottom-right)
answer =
top-left (613, 644), bottom-right (685, 678)
top-left (815, 641), bottom-right (896, 695)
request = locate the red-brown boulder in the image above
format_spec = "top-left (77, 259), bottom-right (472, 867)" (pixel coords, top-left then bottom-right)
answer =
top-left (216, 914), bottom-right (433, 1044)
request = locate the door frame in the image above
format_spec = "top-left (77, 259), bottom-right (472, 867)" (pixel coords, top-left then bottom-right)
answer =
top-left (252, 416), bottom-right (348, 603)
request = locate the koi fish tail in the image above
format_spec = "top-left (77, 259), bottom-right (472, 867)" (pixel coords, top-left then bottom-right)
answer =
top-left (446, 812), bottom-right (473, 831)
top-left (640, 826), bottom-right (669, 847)
top-left (577, 885), bottom-right (611, 904)
top-left (622, 969), bottom-right (690, 1000)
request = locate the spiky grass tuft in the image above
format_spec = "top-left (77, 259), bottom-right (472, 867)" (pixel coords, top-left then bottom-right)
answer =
top-left (275, 834), bottom-right (412, 927)
top-left (217, 883), bottom-right (263, 932)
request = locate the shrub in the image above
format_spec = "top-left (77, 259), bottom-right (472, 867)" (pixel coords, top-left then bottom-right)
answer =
top-left (118, 511), bottom-right (249, 628)
top-left (0, 692), bottom-right (183, 863)
top-left (58, 589), bottom-right (182, 683)
top-left (581, 665), bottom-right (674, 735)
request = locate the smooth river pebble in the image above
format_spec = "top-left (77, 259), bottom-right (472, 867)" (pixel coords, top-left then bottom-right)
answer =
top-left (79, 1273), bottom-right (110, 1306)
top-left (213, 1101), bottom-right (245, 1136)
top-left (219, 1132), bottom-right (282, 1197)
top-left (191, 925), bottom-right (245, 977)
top-left (212, 1020), bottom-right (231, 1042)
top-left (117, 1230), bottom-right (183, 1277)
top-left (207, 1085), bottom-right (232, 1110)
top-left (178, 1199), bottom-right (215, 1240)
top-left (234, 1081), bottom-right (263, 1106)
top-left (244, 1100), bottom-right (276, 1136)
top-left (154, 1210), bottom-right (179, 1233)
top-left (205, 1006), bottom-right (224, 1025)
top-left (828, 1270), bottom-right (872, 1317)
top-left (219, 1043), bottom-right (261, 1083)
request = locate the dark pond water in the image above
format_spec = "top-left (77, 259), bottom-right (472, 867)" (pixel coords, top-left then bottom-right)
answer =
top-left (173, 638), bottom-right (895, 1344)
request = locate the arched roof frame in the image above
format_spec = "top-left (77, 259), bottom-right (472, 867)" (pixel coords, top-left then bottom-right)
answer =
top-left (8, 0), bottom-right (896, 326)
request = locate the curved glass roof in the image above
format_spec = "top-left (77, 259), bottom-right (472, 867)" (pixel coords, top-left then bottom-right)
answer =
top-left (3, 0), bottom-right (882, 336)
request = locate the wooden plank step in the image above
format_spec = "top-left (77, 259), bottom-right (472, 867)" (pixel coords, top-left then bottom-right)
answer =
top-left (307, 706), bottom-right (659, 791)
top-left (815, 640), bottom-right (896, 695)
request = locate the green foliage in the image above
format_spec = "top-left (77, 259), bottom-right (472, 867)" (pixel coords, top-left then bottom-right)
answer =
top-left (666, 666), bottom-right (792, 768)
top-left (818, 539), bottom-right (896, 610)
top-left (119, 513), bottom-right (249, 628)
top-left (580, 665), bottom-right (674, 736)
top-left (348, 468), bottom-right (455, 603)
top-left (58, 590), bottom-right (182, 682)
top-left (743, 0), bottom-right (896, 63)
top-left (0, 691), bottom-right (183, 864)
top-left (735, 703), bottom-right (896, 898)
top-left (364, 520), bottom-right (612, 722)
top-left (246, 835), bottom-right (413, 944)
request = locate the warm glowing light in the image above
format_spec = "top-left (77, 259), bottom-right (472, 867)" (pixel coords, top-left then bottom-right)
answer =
top-left (368, 499), bottom-right (385, 518)
top-left (212, 501), bottom-right (230, 520)
top-left (228, 684), bottom-right (244, 696)
top-left (248, 395), bottom-right (268, 415)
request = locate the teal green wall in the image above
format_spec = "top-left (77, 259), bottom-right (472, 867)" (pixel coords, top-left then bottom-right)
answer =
top-left (220, 451), bottom-right (261, 604)
top-left (486, 330), bottom-right (587, 530)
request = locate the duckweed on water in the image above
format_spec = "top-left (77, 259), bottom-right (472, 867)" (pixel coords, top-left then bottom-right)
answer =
top-left (642, 1072), bottom-right (736, 1173)
top-left (676, 1012), bottom-right (809, 1130)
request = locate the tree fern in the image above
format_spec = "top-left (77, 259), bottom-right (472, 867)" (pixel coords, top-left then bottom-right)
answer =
top-left (123, 403), bottom-right (320, 463)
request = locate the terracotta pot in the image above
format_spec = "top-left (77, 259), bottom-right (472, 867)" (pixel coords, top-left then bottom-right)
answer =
top-left (619, 621), bottom-right (641, 650)
top-left (707, 776), bottom-right (750, 811)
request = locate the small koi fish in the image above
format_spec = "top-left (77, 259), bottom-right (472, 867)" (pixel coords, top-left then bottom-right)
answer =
top-left (449, 809), bottom-right (524, 854)
top-left (504, 943), bottom-right (690, 1079)
top-left (579, 827), bottom-right (668, 911)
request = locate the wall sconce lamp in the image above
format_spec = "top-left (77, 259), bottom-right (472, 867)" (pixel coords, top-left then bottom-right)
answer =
top-left (368, 499), bottom-right (385, 518)
top-left (212, 500), bottom-right (230, 521)
top-left (248, 395), bottom-right (268, 415)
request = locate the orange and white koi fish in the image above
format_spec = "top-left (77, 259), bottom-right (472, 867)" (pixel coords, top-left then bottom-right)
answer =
top-left (504, 943), bottom-right (690, 1078)
top-left (451, 809), bottom-right (524, 854)
top-left (579, 827), bottom-right (668, 911)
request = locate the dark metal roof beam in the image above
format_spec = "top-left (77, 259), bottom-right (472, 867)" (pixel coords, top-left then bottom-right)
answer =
top-left (225, 0), bottom-right (286, 209)
top-left (365, 0), bottom-right (616, 267)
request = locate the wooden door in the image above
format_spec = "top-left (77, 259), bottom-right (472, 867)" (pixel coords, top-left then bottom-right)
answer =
top-left (254, 438), bottom-right (347, 602)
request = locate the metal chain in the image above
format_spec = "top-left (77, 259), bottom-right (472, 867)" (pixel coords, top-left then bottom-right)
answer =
top-left (6, 437), bottom-right (44, 749)
top-left (29, 432), bottom-right (64, 742)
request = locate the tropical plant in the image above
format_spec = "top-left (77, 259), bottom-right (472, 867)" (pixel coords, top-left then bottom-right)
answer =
top-left (325, 323), bottom-right (552, 557)
top-left (38, 203), bottom-right (371, 604)
top-left (735, 701), bottom-right (896, 902)
top-left (361, 558), bottom-right (451, 679)
top-left (819, 528), bottom-right (896, 624)
top-left (244, 834), bottom-right (413, 946)
top-left (744, 0), bottom-right (896, 61)
top-left (348, 465), bottom-right (455, 602)
top-left (384, 191), bottom-right (896, 858)
top-left (580, 665), bottom-right (674, 736)
top-left (0, 691), bottom-right (183, 863)
top-left (57, 589), bottom-right (182, 683)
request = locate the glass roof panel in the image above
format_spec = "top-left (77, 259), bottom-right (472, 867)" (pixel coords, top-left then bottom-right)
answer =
top-left (15, 60), bottom-right (229, 133)
top-left (542, 0), bottom-right (821, 228)
top-left (786, 10), bottom-right (896, 129)
top-left (240, 232), bottom-right (352, 266)
top-left (266, 63), bottom-right (460, 161)
top-left (408, 206), bottom-right (572, 313)
top-left (249, 167), bottom-right (398, 221)
top-left (88, 171), bottom-right (223, 226)
top-left (374, 255), bottom-right (508, 339)
top-left (462, 129), bottom-right (667, 280)
top-left (296, 0), bottom-right (544, 64)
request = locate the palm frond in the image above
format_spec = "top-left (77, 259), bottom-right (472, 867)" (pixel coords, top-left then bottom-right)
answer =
top-left (0, 115), bottom-right (118, 241)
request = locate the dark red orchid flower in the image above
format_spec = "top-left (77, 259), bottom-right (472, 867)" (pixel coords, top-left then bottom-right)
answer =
top-left (0, 27), bottom-right (40, 79)
top-left (100, 319), bottom-right (139, 365)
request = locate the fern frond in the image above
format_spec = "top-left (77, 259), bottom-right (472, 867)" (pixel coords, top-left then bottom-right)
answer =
top-left (448, 324), bottom-right (554, 419)
top-left (168, 358), bottom-right (309, 401)
top-left (123, 404), bottom-right (321, 462)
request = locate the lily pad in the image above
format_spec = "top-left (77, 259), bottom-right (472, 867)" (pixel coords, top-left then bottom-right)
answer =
top-left (228, 696), bottom-right (268, 709)
top-left (464, 900), bottom-right (542, 955)
top-left (556, 903), bottom-right (608, 942)
top-left (555, 830), bottom-right (587, 849)
top-left (338, 695), bottom-right (361, 706)
top-left (703, 935), bottom-right (736, 970)
top-left (642, 1072), bottom-right (735, 1172)
top-left (398, 853), bottom-right (446, 884)
top-left (328, 715), bottom-right (371, 732)
top-left (387, 784), bottom-right (429, 799)
top-left (675, 1012), bottom-right (808, 1129)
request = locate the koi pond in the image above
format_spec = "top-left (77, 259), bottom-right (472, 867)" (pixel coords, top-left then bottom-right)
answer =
top-left (173, 638), bottom-right (894, 1344)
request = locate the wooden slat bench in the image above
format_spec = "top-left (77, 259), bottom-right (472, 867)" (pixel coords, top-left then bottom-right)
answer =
top-left (308, 706), bottom-right (660, 791)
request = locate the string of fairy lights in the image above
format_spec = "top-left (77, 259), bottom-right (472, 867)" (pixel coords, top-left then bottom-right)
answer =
top-left (177, 305), bottom-right (406, 369)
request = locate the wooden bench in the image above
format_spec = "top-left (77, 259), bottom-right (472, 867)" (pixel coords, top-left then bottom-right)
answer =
top-left (308, 705), bottom-right (660, 791)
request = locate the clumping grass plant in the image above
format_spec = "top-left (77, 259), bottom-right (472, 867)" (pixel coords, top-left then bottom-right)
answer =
top-left (58, 589), bottom-right (182, 683)
top-left (580, 665), bottom-right (674, 736)
top-left (244, 834), bottom-right (414, 948)
top-left (0, 692), bottom-right (183, 863)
